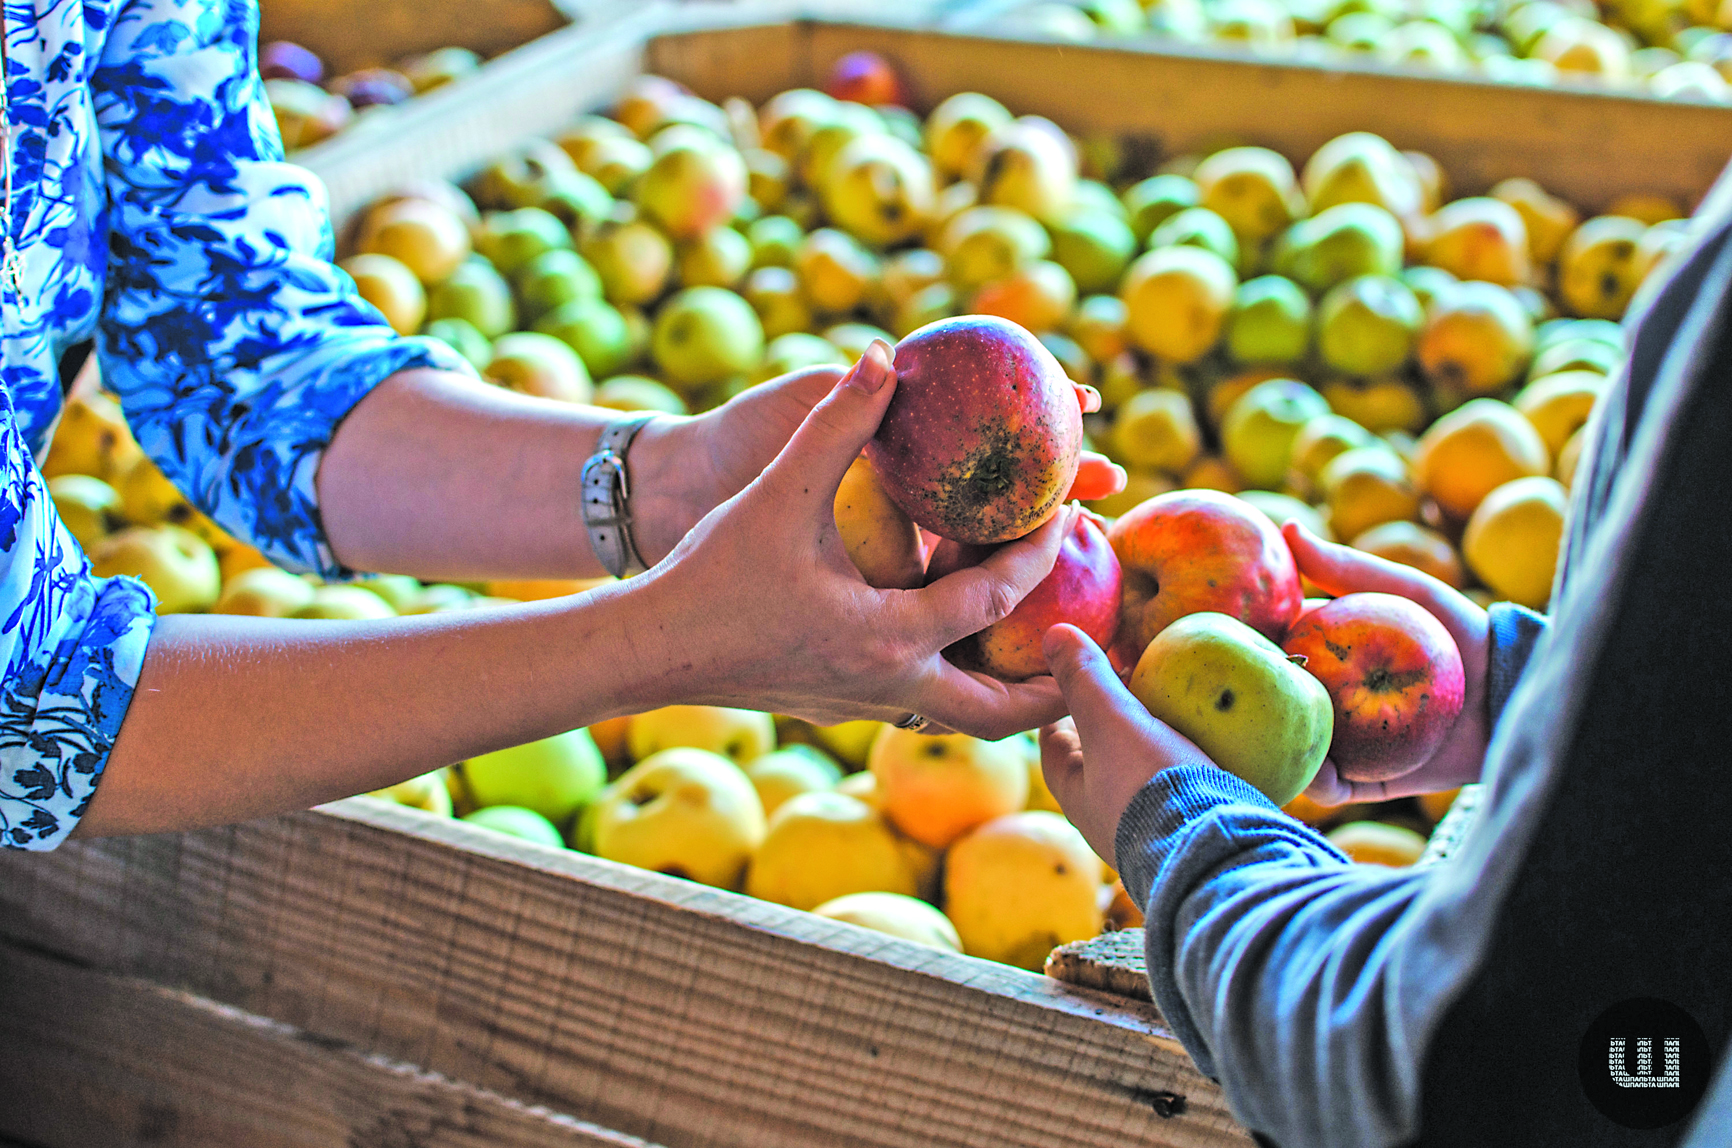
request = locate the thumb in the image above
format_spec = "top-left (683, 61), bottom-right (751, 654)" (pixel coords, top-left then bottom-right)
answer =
top-left (760, 339), bottom-right (897, 517)
top-left (1043, 622), bottom-right (1140, 730)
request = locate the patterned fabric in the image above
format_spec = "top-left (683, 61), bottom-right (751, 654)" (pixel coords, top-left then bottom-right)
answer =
top-left (1, 0), bottom-right (472, 849)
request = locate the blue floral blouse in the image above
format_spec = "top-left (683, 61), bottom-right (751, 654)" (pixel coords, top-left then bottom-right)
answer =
top-left (0, 0), bottom-right (471, 849)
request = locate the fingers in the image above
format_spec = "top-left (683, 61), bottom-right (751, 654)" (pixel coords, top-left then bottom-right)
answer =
top-left (1302, 759), bottom-right (1355, 806)
top-left (908, 657), bottom-right (1068, 741)
top-left (1067, 453), bottom-right (1126, 502)
top-left (759, 340), bottom-right (897, 518)
top-left (1072, 381), bottom-right (1102, 415)
top-left (1041, 622), bottom-right (1141, 731)
top-left (1284, 520), bottom-right (1456, 615)
top-left (910, 504), bottom-right (1076, 649)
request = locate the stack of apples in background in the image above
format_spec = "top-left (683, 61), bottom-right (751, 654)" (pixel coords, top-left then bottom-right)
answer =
top-left (45, 52), bottom-right (1691, 970)
top-left (261, 39), bottom-right (485, 150)
top-left (991, 0), bottom-right (1732, 102)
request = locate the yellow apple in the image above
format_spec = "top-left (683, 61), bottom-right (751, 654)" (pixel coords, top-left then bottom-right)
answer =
top-left (589, 747), bottom-right (766, 888)
top-left (943, 811), bottom-right (1104, 970)
top-left (461, 727), bottom-right (607, 829)
top-left (369, 769), bottom-right (454, 817)
top-left (47, 474), bottom-right (119, 551)
top-left (745, 791), bottom-right (924, 910)
top-left (628, 705), bottom-right (776, 768)
top-left (89, 526), bottom-right (221, 614)
top-left (743, 745), bottom-right (842, 818)
top-left (835, 455), bottom-right (925, 589)
top-left (868, 728), bottom-right (1029, 849)
top-left (40, 391), bottom-right (143, 483)
top-left (214, 566), bottom-right (317, 617)
top-left (292, 585), bottom-right (397, 620)
top-left (811, 891), bottom-right (963, 952)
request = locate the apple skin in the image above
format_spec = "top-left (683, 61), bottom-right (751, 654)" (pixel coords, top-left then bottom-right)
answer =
top-left (1281, 591), bottom-right (1465, 783)
top-left (866, 316), bottom-right (1082, 545)
top-left (1106, 488), bottom-right (1303, 667)
top-left (925, 512), bottom-right (1120, 681)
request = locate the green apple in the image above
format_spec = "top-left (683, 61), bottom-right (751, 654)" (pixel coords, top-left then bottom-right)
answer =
top-left (514, 248), bottom-right (602, 323)
top-left (796, 103), bottom-right (884, 188)
top-left (89, 526), bottom-right (220, 614)
top-left (1225, 274), bottom-right (1312, 365)
top-left (423, 317), bottom-right (492, 369)
top-left (1236, 489), bottom-right (1330, 540)
top-left (535, 299), bottom-right (635, 379)
top-left (743, 266), bottom-right (815, 341)
top-left (1288, 413), bottom-right (1379, 490)
top-left (426, 258), bottom-right (516, 339)
top-left (1300, 131), bottom-right (1425, 220)
top-left (747, 214), bottom-right (804, 269)
top-left (939, 206), bottom-right (1050, 294)
top-left (889, 282), bottom-right (957, 340)
top-left (292, 585), bottom-right (397, 620)
top-left (1220, 378), bottom-right (1332, 489)
top-left (577, 134), bottom-right (653, 195)
top-left (352, 574), bottom-right (423, 612)
top-left (751, 331), bottom-right (848, 383)
top-left (1398, 264), bottom-right (1458, 310)
top-left (370, 769), bottom-right (454, 816)
top-left (214, 566), bottom-right (317, 617)
top-left (592, 375), bottom-right (688, 414)
top-left (1129, 611), bottom-right (1332, 805)
top-left (535, 171), bottom-right (613, 234)
top-left (461, 727), bottom-right (607, 828)
top-left (628, 704), bottom-right (776, 767)
top-left (462, 805), bottom-right (565, 848)
top-left (1149, 207), bottom-right (1240, 268)
top-left (580, 219), bottom-right (673, 306)
top-left (1111, 388), bottom-right (1202, 473)
top-left (809, 720), bottom-right (885, 769)
top-left (474, 208), bottom-right (572, 278)
top-left (1122, 174), bottom-right (1201, 244)
top-left (677, 225), bottom-right (753, 289)
top-left (743, 744), bottom-right (843, 818)
top-left (1274, 203), bottom-right (1405, 294)
top-left (1048, 210), bottom-right (1137, 294)
top-left (651, 287), bottom-right (765, 389)
top-left (588, 747), bottom-right (767, 888)
top-left (48, 474), bottom-right (119, 551)
top-left (1316, 275), bottom-right (1424, 377)
top-left (471, 141), bottom-right (578, 211)
top-left (485, 332), bottom-right (592, 404)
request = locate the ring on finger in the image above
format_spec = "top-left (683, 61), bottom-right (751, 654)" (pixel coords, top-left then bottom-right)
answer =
top-left (892, 712), bottom-right (931, 732)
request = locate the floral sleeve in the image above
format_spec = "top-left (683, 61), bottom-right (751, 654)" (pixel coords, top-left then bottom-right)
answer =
top-left (0, 390), bottom-right (155, 849)
top-left (87, 0), bottom-right (474, 576)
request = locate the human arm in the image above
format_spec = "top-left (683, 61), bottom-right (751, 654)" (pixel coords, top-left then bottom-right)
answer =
top-left (73, 346), bottom-right (1077, 839)
top-left (1039, 625), bottom-right (1440, 1148)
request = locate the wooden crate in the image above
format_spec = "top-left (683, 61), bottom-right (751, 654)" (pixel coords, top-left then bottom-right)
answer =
top-left (0, 799), bottom-right (1244, 1148)
top-left (257, 0), bottom-right (574, 77)
top-left (7, 13), bottom-right (1729, 1148)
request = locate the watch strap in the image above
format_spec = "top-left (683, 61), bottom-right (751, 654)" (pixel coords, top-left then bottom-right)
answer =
top-left (580, 414), bottom-right (656, 578)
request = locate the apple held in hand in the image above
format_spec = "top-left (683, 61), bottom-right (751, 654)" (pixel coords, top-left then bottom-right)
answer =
top-left (1130, 612), bottom-right (1333, 807)
top-left (1107, 488), bottom-right (1303, 667)
top-left (1281, 592), bottom-right (1465, 783)
top-left (865, 316), bottom-right (1082, 545)
top-left (925, 511), bottom-right (1120, 681)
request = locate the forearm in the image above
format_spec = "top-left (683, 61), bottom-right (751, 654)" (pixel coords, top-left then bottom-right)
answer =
top-left (1118, 767), bottom-right (1434, 1148)
top-left (317, 369), bottom-right (698, 581)
top-left (78, 582), bottom-right (675, 838)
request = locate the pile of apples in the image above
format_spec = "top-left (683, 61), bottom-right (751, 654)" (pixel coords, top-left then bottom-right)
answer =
top-left (995, 0), bottom-right (1732, 101)
top-left (262, 39), bottom-right (484, 150)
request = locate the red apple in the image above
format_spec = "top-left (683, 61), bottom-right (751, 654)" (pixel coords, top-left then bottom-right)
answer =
top-left (926, 512), bottom-right (1121, 681)
top-left (824, 51), bottom-right (905, 107)
top-left (867, 316), bottom-right (1082, 545)
top-left (1281, 592), bottom-right (1465, 783)
top-left (1294, 597), bottom-right (1331, 629)
top-left (1107, 488), bottom-right (1303, 667)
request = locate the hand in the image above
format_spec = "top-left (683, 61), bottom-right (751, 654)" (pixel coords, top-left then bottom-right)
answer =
top-left (631, 367), bottom-right (1125, 566)
top-left (1039, 623), bottom-right (1214, 869)
top-left (628, 341), bottom-right (1083, 740)
top-left (1283, 520), bottom-right (1491, 806)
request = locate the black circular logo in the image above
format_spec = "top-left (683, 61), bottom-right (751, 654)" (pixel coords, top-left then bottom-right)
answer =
top-left (1578, 997), bottom-right (1711, 1129)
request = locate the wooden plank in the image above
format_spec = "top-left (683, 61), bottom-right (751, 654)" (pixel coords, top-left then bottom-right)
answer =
top-left (648, 22), bottom-right (1732, 211)
top-left (0, 799), bottom-right (1251, 1148)
top-left (258, 0), bottom-right (570, 76)
top-left (0, 938), bottom-right (656, 1148)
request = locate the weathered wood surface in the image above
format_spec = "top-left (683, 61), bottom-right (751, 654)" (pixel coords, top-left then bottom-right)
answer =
top-left (0, 798), bottom-right (1252, 1148)
top-left (648, 21), bottom-right (1732, 212)
top-left (258, 0), bottom-right (570, 75)
top-left (0, 938), bottom-right (658, 1148)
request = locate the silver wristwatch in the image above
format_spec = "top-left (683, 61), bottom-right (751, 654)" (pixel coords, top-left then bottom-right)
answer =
top-left (580, 414), bottom-right (656, 578)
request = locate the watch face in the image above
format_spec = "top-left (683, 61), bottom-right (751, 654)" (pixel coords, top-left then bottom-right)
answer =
top-left (1577, 997), bottom-right (1712, 1130)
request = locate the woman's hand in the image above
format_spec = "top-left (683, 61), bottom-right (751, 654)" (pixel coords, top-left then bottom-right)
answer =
top-left (1283, 521), bottom-right (1491, 806)
top-left (627, 341), bottom-right (1084, 741)
top-left (1038, 624), bottom-right (1215, 869)
top-left (630, 367), bottom-right (1125, 566)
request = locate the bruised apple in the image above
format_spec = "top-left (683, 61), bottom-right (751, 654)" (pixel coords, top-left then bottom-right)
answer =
top-left (1107, 488), bottom-right (1303, 667)
top-left (866, 316), bottom-right (1082, 545)
top-left (925, 512), bottom-right (1120, 681)
top-left (1281, 592), bottom-right (1465, 783)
